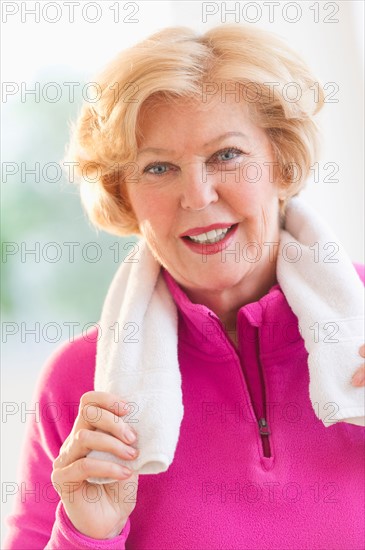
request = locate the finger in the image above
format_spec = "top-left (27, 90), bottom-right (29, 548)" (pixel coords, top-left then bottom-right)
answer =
top-left (72, 391), bottom-right (138, 440)
top-left (52, 457), bottom-right (134, 495)
top-left (351, 365), bottom-right (365, 387)
top-left (76, 404), bottom-right (138, 444)
top-left (77, 391), bottom-right (132, 427)
top-left (359, 344), bottom-right (365, 358)
top-left (54, 428), bottom-right (139, 468)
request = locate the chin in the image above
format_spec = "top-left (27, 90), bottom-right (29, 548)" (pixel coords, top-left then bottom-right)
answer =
top-left (186, 267), bottom-right (246, 292)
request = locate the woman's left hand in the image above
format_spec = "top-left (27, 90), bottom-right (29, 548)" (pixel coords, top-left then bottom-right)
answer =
top-left (351, 345), bottom-right (365, 386)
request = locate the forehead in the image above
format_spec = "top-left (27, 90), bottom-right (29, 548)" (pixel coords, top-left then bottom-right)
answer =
top-left (136, 94), bottom-right (257, 147)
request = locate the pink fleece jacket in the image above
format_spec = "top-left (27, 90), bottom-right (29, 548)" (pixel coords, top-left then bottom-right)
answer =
top-left (4, 263), bottom-right (365, 549)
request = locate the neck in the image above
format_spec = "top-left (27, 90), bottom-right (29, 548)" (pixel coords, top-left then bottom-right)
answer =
top-left (180, 257), bottom-right (278, 334)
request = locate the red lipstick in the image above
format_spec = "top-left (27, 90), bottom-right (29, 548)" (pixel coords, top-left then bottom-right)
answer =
top-left (180, 223), bottom-right (239, 256)
top-left (179, 222), bottom-right (235, 238)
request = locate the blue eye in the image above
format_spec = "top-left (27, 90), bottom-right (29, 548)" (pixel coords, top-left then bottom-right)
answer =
top-left (145, 164), bottom-right (169, 175)
top-left (215, 148), bottom-right (243, 162)
top-left (143, 162), bottom-right (175, 176)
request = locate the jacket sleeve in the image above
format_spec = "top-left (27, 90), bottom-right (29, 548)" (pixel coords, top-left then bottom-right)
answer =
top-left (3, 335), bottom-right (131, 549)
top-left (44, 502), bottom-right (131, 549)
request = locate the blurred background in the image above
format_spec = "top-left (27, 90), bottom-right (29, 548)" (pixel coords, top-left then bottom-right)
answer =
top-left (1, 0), bottom-right (364, 542)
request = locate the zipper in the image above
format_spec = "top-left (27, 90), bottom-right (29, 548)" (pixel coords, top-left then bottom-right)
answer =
top-left (258, 417), bottom-right (271, 458)
top-left (256, 337), bottom-right (272, 458)
top-left (208, 312), bottom-right (272, 460)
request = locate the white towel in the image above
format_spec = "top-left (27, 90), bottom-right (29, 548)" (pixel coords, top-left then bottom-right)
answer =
top-left (87, 240), bottom-right (183, 483)
top-left (87, 196), bottom-right (364, 484)
top-left (277, 198), bottom-right (365, 427)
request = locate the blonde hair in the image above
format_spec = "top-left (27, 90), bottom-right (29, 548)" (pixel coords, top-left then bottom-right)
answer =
top-left (64, 24), bottom-right (324, 236)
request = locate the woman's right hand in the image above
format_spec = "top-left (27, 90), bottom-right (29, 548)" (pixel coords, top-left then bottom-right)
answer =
top-left (51, 391), bottom-right (140, 540)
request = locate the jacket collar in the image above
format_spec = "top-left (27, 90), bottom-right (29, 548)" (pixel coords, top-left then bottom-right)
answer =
top-left (161, 267), bottom-right (303, 354)
top-left (162, 266), bottom-right (282, 326)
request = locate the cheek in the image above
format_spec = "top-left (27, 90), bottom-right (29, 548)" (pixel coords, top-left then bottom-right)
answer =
top-left (227, 168), bottom-right (279, 221)
top-left (238, 160), bottom-right (279, 198)
top-left (129, 189), bottom-right (175, 235)
top-left (228, 178), bottom-right (265, 215)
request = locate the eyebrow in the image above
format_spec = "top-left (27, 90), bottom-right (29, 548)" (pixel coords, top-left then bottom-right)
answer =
top-left (137, 131), bottom-right (248, 157)
top-left (203, 131), bottom-right (248, 147)
top-left (137, 146), bottom-right (176, 156)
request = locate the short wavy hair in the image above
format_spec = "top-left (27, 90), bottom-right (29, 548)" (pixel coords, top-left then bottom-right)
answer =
top-left (64, 24), bottom-right (324, 236)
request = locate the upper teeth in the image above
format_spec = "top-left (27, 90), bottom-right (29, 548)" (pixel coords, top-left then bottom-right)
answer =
top-left (188, 226), bottom-right (231, 244)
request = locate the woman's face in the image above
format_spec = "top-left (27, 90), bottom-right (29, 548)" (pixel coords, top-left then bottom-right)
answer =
top-left (125, 95), bottom-right (284, 293)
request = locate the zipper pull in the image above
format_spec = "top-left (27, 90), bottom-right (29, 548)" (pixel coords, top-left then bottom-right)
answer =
top-left (258, 417), bottom-right (270, 436)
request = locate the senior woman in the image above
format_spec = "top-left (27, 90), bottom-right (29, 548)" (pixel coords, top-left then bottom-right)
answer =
top-left (4, 25), bottom-right (365, 550)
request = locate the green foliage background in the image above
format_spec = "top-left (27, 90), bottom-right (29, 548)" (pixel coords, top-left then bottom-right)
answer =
top-left (1, 67), bottom-right (137, 327)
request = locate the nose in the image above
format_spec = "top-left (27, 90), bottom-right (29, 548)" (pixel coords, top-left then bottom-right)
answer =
top-left (179, 162), bottom-right (219, 211)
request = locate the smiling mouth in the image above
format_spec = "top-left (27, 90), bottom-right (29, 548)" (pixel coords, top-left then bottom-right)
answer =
top-left (182, 223), bottom-right (238, 244)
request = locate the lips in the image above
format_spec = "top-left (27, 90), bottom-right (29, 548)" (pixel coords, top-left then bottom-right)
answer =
top-left (179, 222), bottom-right (236, 238)
top-left (180, 223), bottom-right (239, 255)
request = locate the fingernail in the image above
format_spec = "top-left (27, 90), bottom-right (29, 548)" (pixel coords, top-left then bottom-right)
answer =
top-left (351, 371), bottom-right (365, 386)
top-left (127, 447), bottom-right (138, 457)
top-left (125, 428), bottom-right (137, 442)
